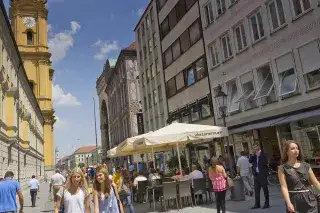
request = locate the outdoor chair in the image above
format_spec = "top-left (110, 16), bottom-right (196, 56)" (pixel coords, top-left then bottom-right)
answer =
top-left (206, 177), bottom-right (215, 203)
top-left (178, 180), bottom-right (193, 208)
top-left (160, 182), bottom-right (179, 212)
top-left (137, 180), bottom-right (148, 203)
top-left (192, 178), bottom-right (208, 205)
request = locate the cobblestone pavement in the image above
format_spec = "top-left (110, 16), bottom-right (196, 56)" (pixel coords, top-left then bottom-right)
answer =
top-left (20, 183), bottom-right (285, 213)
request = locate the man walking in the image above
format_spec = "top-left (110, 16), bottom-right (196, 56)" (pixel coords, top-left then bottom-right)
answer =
top-left (237, 151), bottom-right (253, 196)
top-left (0, 171), bottom-right (24, 213)
top-left (249, 144), bottom-right (270, 209)
top-left (28, 175), bottom-right (39, 207)
top-left (49, 169), bottom-right (66, 207)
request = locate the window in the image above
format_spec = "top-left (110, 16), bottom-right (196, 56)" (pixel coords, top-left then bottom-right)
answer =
top-left (250, 11), bottom-right (265, 42)
top-left (150, 8), bottom-right (154, 22)
top-left (227, 80), bottom-right (240, 113)
top-left (180, 30), bottom-right (191, 53)
top-left (186, 0), bottom-right (197, 10)
top-left (141, 73), bottom-right (145, 86)
top-left (221, 34), bottom-right (233, 60)
top-left (27, 31), bottom-right (33, 45)
top-left (156, 59), bottom-right (160, 73)
top-left (190, 104), bottom-right (200, 122)
top-left (195, 58), bottom-right (206, 80)
top-left (143, 96), bottom-right (147, 110)
top-left (148, 93), bottom-right (152, 108)
top-left (298, 40), bottom-right (320, 90)
top-left (146, 69), bottom-right (150, 82)
top-left (209, 41), bottom-right (219, 67)
top-left (153, 89), bottom-right (158, 104)
top-left (148, 39), bottom-right (153, 53)
top-left (254, 64), bottom-right (276, 102)
top-left (185, 66), bottom-right (196, 86)
top-left (153, 33), bottom-right (157, 48)
top-left (189, 20), bottom-right (201, 45)
top-left (141, 22), bottom-right (145, 36)
top-left (216, 0), bottom-right (226, 16)
top-left (139, 50), bottom-right (143, 65)
top-left (150, 64), bottom-right (155, 78)
top-left (237, 72), bottom-right (257, 110)
top-left (143, 46), bottom-right (147, 58)
top-left (275, 53), bottom-right (297, 96)
top-left (167, 78), bottom-right (177, 97)
top-left (268, 0), bottom-right (286, 30)
top-left (292, 0), bottom-right (311, 17)
top-left (157, 0), bottom-right (167, 10)
top-left (146, 15), bottom-right (150, 29)
top-left (164, 48), bottom-right (173, 67)
top-left (176, 0), bottom-right (187, 20)
top-left (158, 85), bottom-right (163, 101)
top-left (160, 18), bottom-right (170, 38)
top-left (204, 1), bottom-right (214, 26)
top-left (199, 97), bottom-right (212, 118)
top-left (168, 8), bottom-right (178, 29)
top-left (175, 71), bottom-right (185, 91)
top-left (234, 23), bottom-right (247, 52)
top-left (172, 39), bottom-right (181, 60)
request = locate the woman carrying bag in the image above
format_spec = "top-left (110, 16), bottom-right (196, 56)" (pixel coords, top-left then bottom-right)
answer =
top-left (93, 166), bottom-right (124, 213)
top-left (278, 140), bottom-right (320, 213)
top-left (118, 169), bottom-right (135, 213)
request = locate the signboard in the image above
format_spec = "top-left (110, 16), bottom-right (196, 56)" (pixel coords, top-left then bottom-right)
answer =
top-left (136, 112), bottom-right (144, 135)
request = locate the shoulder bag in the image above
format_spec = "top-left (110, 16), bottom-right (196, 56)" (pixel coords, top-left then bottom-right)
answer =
top-left (118, 180), bottom-right (130, 197)
top-left (112, 184), bottom-right (124, 213)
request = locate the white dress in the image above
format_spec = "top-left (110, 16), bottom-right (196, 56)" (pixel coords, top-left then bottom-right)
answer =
top-left (57, 187), bottom-right (88, 213)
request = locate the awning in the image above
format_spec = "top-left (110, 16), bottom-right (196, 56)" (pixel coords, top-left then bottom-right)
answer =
top-left (229, 108), bottom-right (320, 135)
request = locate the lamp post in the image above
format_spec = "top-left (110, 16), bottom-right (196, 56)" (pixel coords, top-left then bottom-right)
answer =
top-left (214, 85), bottom-right (232, 172)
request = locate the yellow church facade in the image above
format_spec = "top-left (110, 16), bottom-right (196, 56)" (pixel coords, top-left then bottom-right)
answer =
top-left (9, 0), bottom-right (55, 171)
top-left (0, 0), bottom-right (45, 186)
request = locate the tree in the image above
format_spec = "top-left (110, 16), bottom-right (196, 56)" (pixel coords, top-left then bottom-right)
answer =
top-left (166, 155), bottom-right (187, 174)
top-left (78, 163), bottom-right (85, 168)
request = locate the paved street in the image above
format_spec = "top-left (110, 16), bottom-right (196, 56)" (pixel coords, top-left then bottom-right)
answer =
top-left (20, 183), bottom-right (286, 213)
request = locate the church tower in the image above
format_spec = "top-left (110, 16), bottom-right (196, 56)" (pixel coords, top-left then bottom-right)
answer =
top-left (9, 0), bottom-right (55, 171)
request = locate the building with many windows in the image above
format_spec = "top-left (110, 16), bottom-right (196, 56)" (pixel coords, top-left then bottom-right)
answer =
top-left (201, 0), bottom-right (320, 166)
top-left (69, 146), bottom-right (97, 169)
top-left (0, 1), bottom-right (45, 187)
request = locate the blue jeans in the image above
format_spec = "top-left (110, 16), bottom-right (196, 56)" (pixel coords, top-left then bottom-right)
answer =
top-left (120, 193), bottom-right (135, 213)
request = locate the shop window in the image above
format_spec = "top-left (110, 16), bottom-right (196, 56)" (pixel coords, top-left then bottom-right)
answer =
top-left (190, 103), bottom-right (200, 122)
top-left (164, 47), bottom-right (173, 67)
top-left (216, 0), bottom-right (226, 15)
top-left (167, 77), bottom-right (177, 97)
top-left (180, 30), bottom-right (191, 53)
top-left (208, 41), bottom-right (220, 67)
top-left (189, 20), bottom-right (201, 45)
top-left (237, 73), bottom-right (257, 110)
top-left (291, 0), bottom-right (311, 17)
top-left (227, 80), bottom-right (240, 113)
top-left (168, 8), bottom-right (178, 29)
top-left (275, 53), bottom-right (297, 97)
top-left (249, 10), bottom-right (265, 42)
top-left (185, 66), bottom-right (196, 86)
top-left (27, 31), bottom-right (33, 45)
top-left (172, 39), bottom-right (181, 60)
top-left (221, 33), bottom-right (233, 60)
top-left (254, 64), bottom-right (277, 103)
top-left (268, 0), bottom-right (286, 31)
top-left (153, 89), bottom-right (158, 104)
top-left (234, 22), bottom-right (247, 52)
top-left (298, 39), bottom-right (320, 90)
top-left (195, 57), bottom-right (206, 80)
top-left (199, 97), bottom-right (212, 118)
top-left (175, 71), bottom-right (185, 91)
top-left (148, 93), bottom-right (152, 108)
top-left (204, 1), bottom-right (214, 27)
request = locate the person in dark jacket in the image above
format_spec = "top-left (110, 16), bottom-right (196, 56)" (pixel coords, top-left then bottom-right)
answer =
top-left (249, 144), bottom-right (270, 209)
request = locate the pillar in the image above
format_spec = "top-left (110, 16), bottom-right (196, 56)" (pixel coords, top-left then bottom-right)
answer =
top-left (5, 88), bottom-right (16, 137)
top-left (43, 113), bottom-right (54, 171)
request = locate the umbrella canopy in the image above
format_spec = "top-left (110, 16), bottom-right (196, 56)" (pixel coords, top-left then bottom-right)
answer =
top-left (133, 123), bottom-right (228, 150)
top-left (116, 132), bottom-right (152, 154)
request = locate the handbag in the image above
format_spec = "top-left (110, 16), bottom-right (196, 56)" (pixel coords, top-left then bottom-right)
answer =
top-left (112, 185), bottom-right (124, 213)
top-left (118, 180), bottom-right (130, 197)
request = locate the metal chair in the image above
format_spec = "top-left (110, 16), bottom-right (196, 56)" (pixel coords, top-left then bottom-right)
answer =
top-left (178, 180), bottom-right (193, 208)
top-left (160, 182), bottom-right (179, 212)
top-left (206, 177), bottom-right (215, 203)
top-left (192, 178), bottom-right (208, 205)
top-left (137, 180), bottom-right (148, 203)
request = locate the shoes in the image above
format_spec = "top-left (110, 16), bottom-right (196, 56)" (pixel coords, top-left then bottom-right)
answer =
top-left (251, 205), bottom-right (260, 209)
top-left (262, 204), bottom-right (270, 209)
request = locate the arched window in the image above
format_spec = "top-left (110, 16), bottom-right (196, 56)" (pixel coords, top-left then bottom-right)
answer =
top-left (27, 31), bottom-right (33, 45)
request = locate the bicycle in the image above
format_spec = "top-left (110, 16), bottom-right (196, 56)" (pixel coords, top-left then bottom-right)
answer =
top-left (267, 168), bottom-right (280, 186)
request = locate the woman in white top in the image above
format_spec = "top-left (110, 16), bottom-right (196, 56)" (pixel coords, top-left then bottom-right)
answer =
top-left (54, 168), bottom-right (90, 213)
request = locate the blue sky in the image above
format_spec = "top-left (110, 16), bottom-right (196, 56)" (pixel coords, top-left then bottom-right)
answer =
top-left (4, 0), bottom-right (149, 158)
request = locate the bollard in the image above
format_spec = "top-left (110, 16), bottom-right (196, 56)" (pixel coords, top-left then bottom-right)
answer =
top-left (231, 176), bottom-right (245, 201)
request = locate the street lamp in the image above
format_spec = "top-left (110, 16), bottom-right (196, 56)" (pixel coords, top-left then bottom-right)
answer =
top-left (214, 85), bottom-right (232, 173)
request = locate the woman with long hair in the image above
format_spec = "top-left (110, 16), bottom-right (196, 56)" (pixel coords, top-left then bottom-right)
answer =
top-left (278, 140), bottom-right (320, 213)
top-left (93, 166), bottom-right (124, 213)
top-left (119, 169), bottom-right (135, 213)
top-left (54, 168), bottom-right (90, 213)
top-left (208, 157), bottom-right (228, 213)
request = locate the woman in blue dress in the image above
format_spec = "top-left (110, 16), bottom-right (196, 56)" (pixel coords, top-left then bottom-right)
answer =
top-left (93, 166), bottom-right (124, 213)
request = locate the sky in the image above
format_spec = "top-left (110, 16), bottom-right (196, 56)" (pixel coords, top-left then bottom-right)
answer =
top-left (4, 0), bottom-right (149, 158)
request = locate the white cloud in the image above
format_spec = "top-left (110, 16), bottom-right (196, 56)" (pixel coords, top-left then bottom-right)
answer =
top-left (54, 116), bottom-right (67, 129)
top-left (48, 21), bottom-right (81, 63)
top-left (92, 40), bottom-right (120, 61)
top-left (137, 8), bottom-right (144, 16)
top-left (52, 84), bottom-right (81, 107)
